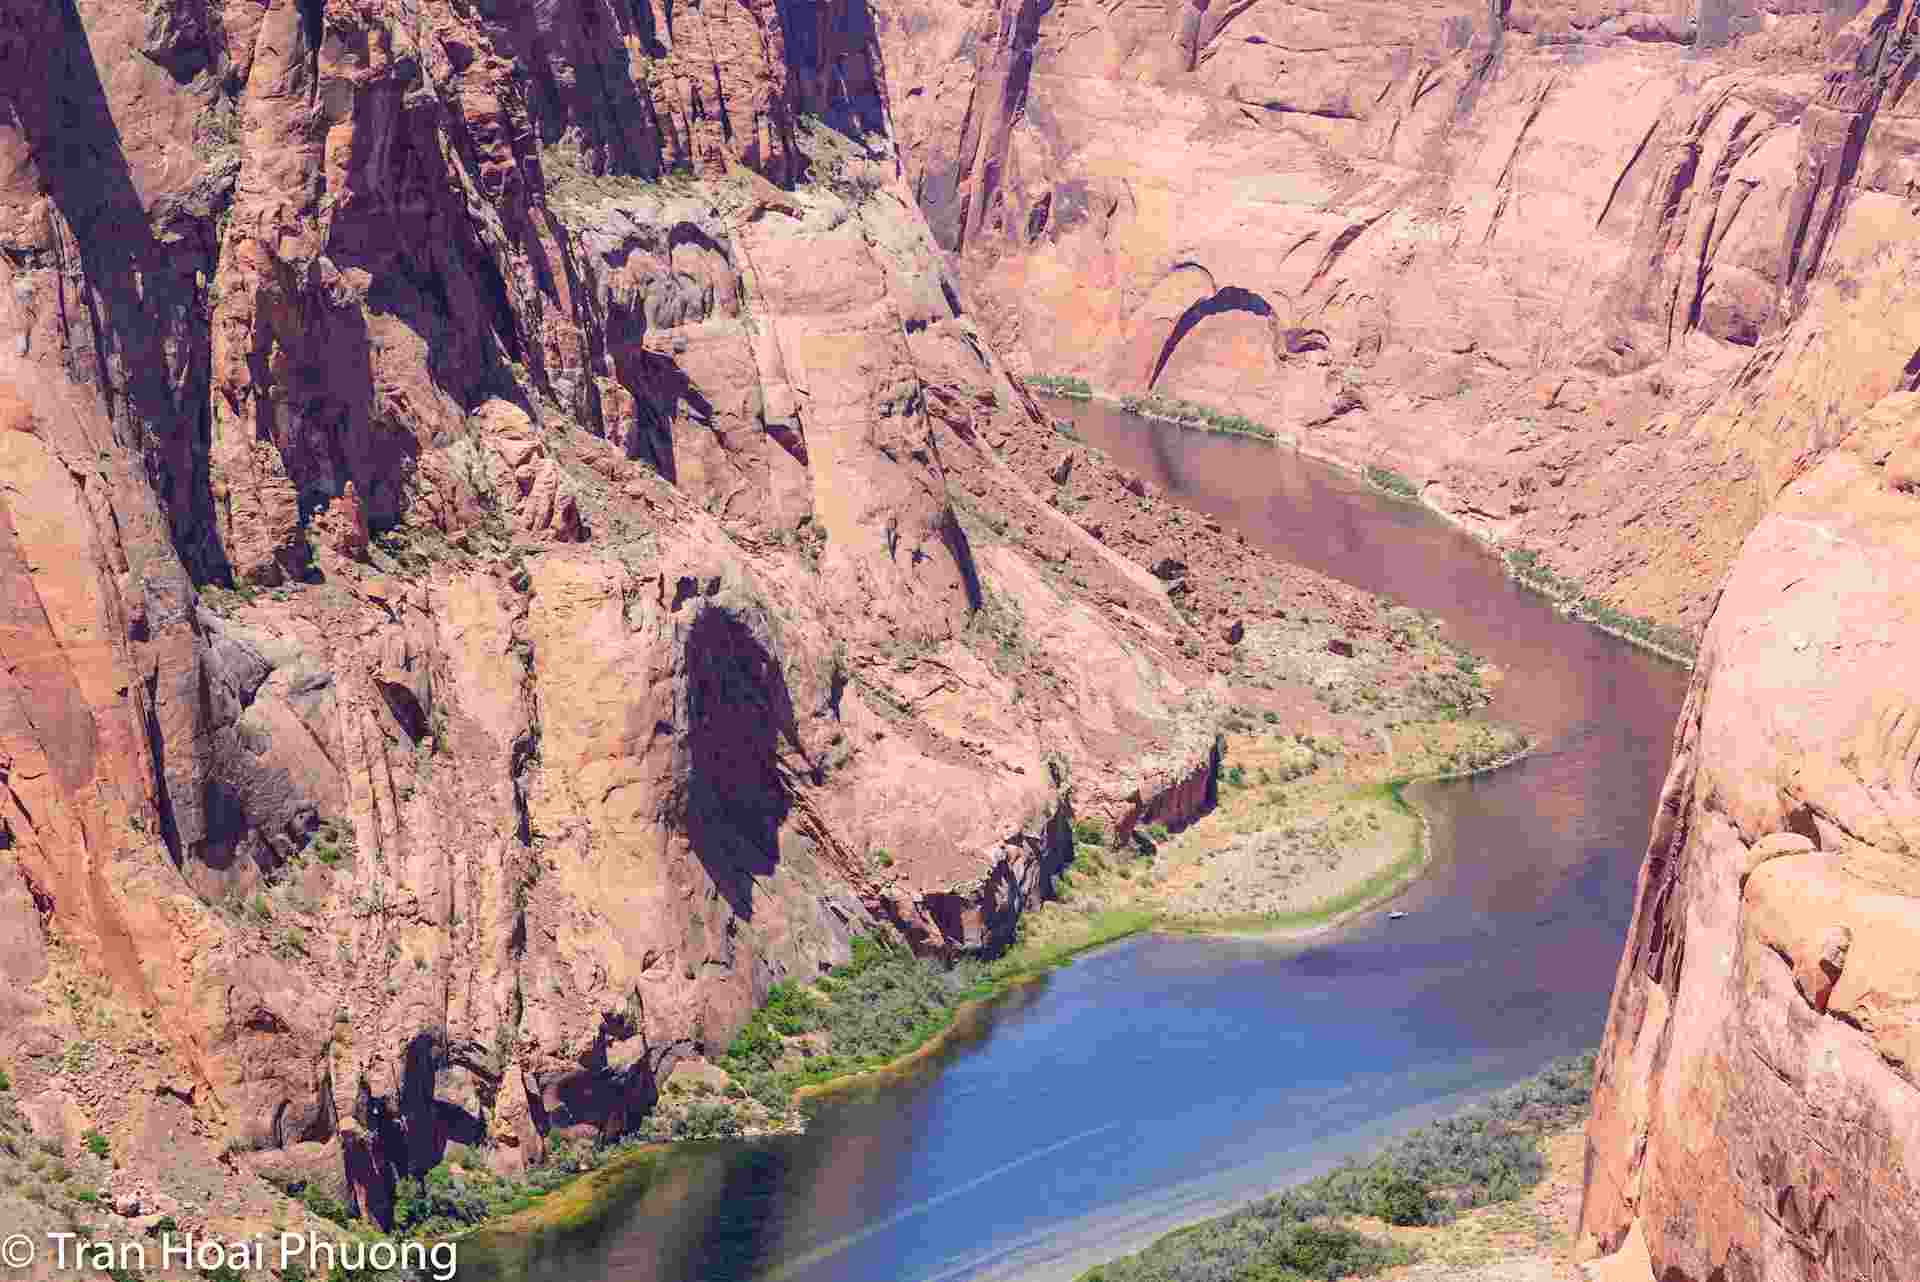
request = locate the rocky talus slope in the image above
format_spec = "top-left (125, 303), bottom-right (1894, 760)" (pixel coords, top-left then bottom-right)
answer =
top-left (0, 0), bottom-right (1490, 1242)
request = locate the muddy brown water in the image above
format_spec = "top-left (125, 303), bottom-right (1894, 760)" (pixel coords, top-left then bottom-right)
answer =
top-left (461, 402), bottom-right (1690, 1282)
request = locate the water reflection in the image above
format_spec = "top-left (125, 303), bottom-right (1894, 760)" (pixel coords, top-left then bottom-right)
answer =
top-left (462, 404), bottom-right (1689, 1282)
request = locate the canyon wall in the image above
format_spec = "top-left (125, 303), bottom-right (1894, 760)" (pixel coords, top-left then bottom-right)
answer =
top-left (0, 0), bottom-right (1490, 1237)
top-left (1579, 398), bottom-right (1920, 1281)
top-left (878, 0), bottom-right (1920, 632)
top-left (874, 0), bottom-right (1920, 1276)
top-left (1577, 10), bottom-right (1920, 1276)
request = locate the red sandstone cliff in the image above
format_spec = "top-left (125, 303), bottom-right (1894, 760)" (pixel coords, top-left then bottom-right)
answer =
top-left (13, 0), bottom-right (1916, 1261)
top-left (875, 1), bottom-right (1920, 1278)
top-left (877, 0), bottom-right (1920, 633)
top-left (0, 0), bottom-right (1487, 1237)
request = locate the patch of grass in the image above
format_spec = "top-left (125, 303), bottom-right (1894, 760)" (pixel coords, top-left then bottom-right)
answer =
top-left (1119, 394), bottom-right (1278, 441)
top-left (308, 817), bottom-right (356, 867)
top-left (723, 909), bottom-right (1157, 1110)
top-left (1365, 463), bottom-right (1419, 499)
top-left (966, 585), bottom-right (1030, 675)
top-left (1078, 1052), bottom-right (1597, 1282)
top-left (1506, 549), bottom-right (1697, 660)
top-left (82, 1130), bottom-right (108, 1160)
top-left (1025, 374), bottom-right (1094, 400)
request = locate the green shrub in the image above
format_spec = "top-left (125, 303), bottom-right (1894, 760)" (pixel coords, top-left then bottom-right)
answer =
top-left (1365, 464), bottom-right (1419, 499)
top-left (1118, 394), bottom-right (1278, 440)
top-left (1071, 817), bottom-right (1108, 846)
top-left (722, 936), bottom-right (984, 1101)
top-left (82, 1130), bottom-right (108, 1160)
top-left (1079, 1052), bottom-right (1596, 1282)
top-left (1025, 374), bottom-right (1094, 400)
top-left (1374, 1174), bottom-right (1431, 1226)
top-left (674, 1101), bottom-right (744, 1140)
top-left (296, 1183), bottom-right (352, 1227)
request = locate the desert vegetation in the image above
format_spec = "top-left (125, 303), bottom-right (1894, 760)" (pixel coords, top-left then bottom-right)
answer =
top-left (1049, 721), bottom-right (1526, 930)
top-left (1077, 1051), bottom-right (1597, 1281)
top-left (717, 911), bottom-right (1153, 1112)
top-left (1026, 373), bottom-right (1095, 399)
top-left (1363, 464), bottom-right (1420, 500)
top-left (1119, 393), bottom-right (1279, 441)
top-left (1507, 549), bottom-right (1697, 660)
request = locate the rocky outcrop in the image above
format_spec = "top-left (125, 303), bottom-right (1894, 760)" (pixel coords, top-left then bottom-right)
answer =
top-left (1576, 9), bottom-right (1920, 1278)
top-left (1580, 397), bottom-right (1920, 1281)
top-left (0, 0), bottom-right (1493, 1236)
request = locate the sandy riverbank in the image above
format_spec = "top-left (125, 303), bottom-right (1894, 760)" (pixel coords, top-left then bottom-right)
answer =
top-left (1019, 719), bottom-right (1528, 954)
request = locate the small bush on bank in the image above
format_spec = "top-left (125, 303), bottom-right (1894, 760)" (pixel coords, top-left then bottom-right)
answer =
top-left (721, 936), bottom-right (985, 1091)
top-left (1507, 550), bottom-right (1697, 659)
top-left (1118, 394), bottom-right (1278, 441)
top-left (1078, 1052), bottom-right (1597, 1281)
top-left (1072, 817), bottom-right (1109, 846)
top-left (1364, 464), bottom-right (1419, 499)
top-left (1026, 374), bottom-right (1094, 399)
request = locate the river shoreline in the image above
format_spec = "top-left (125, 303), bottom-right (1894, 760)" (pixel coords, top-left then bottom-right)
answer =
top-left (460, 392), bottom-right (1688, 1281)
top-left (1034, 384), bottom-right (1698, 671)
top-left (469, 735), bottom-right (1539, 1244)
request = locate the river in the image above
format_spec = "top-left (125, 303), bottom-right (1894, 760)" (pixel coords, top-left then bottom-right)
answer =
top-left (463, 401), bottom-right (1691, 1282)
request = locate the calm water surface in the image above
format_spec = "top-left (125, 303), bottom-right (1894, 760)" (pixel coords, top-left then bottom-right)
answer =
top-left (466, 402), bottom-right (1690, 1282)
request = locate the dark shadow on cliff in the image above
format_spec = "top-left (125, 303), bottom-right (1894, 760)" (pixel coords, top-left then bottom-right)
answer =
top-left (8, 0), bottom-right (229, 581)
top-left (1146, 286), bottom-right (1283, 391)
top-left (680, 604), bottom-right (802, 920)
top-left (609, 350), bottom-right (719, 484)
top-left (778, 0), bottom-right (890, 139)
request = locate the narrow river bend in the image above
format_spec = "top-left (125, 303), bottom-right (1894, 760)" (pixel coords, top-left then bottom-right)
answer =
top-left (464, 402), bottom-right (1690, 1282)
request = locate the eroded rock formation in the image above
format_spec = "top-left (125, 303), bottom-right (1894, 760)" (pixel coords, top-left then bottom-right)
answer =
top-left (0, 0), bottom-right (1485, 1234)
top-left (872, 0), bottom-right (1920, 1276)
top-left (879, 0), bottom-right (1920, 632)
top-left (1566, 7), bottom-right (1920, 1280)
top-left (1579, 397), bottom-right (1920, 1282)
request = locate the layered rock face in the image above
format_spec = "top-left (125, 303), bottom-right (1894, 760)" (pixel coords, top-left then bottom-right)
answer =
top-left (876, 0), bottom-right (1920, 1274)
top-left (878, 0), bottom-right (1920, 631)
top-left (1562, 5), bottom-right (1920, 1278)
top-left (1579, 401), bottom-right (1920, 1281)
top-left (0, 0), bottom-right (1487, 1235)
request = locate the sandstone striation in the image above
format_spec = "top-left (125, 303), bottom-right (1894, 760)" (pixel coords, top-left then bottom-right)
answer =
top-left (0, 0), bottom-right (1490, 1239)
top-left (1580, 403), bottom-right (1920, 1281)
top-left (878, 0), bottom-right (1920, 635)
top-left (13, 0), bottom-right (1917, 1261)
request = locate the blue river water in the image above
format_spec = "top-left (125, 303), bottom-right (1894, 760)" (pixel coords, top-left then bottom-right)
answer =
top-left (464, 402), bottom-right (1690, 1282)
